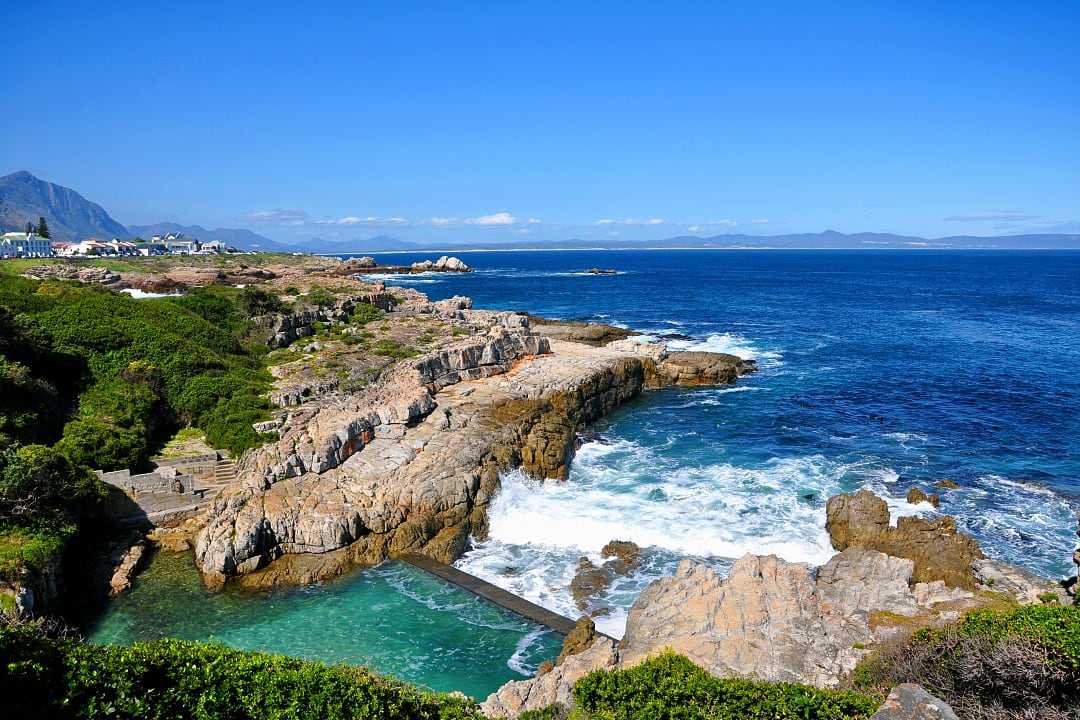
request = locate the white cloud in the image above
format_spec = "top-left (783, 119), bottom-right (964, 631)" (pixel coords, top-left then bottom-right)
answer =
top-left (246, 208), bottom-right (308, 224)
top-left (750, 218), bottom-right (770, 225)
top-left (595, 217), bottom-right (665, 226)
top-left (688, 225), bottom-right (703, 233)
top-left (429, 217), bottom-right (456, 226)
top-left (527, 217), bottom-right (542, 224)
top-left (709, 219), bottom-right (737, 227)
top-left (467, 212), bottom-right (517, 226)
top-left (316, 216), bottom-right (406, 226)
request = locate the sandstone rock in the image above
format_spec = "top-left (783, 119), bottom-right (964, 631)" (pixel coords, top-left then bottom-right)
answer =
top-left (601, 540), bottom-right (640, 572)
top-left (527, 316), bottom-right (637, 346)
top-left (434, 255), bottom-right (470, 271)
top-left (556, 616), bottom-right (597, 665)
top-left (870, 684), bottom-right (958, 720)
top-left (973, 558), bottom-right (1070, 604)
top-left (934, 479), bottom-right (960, 489)
top-left (481, 637), bottom-right (617, 718)
top-left (906, 487), bottom-right (940, 507)
top-left (653, 351), bottom-right (756, 387)
top-left (826, 490), bottom-right (984, 589)
top-left (620, 555), bottom-right (871, 687)
top-left (195, 291), bottom-right (761, 586)
top-left (355, 256), bottom-right (377, 268)
top-left (108, 541), bottom-right (146, 596)
top-left (816, 548), bottom-right (919, 618)
top-left (584, 268), bottom-right (617, 274)
top-left (570, 558), bottom-right (610, 610)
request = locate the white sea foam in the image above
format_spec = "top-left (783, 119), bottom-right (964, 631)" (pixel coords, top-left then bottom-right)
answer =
top-left (120, 288), bottom-right (183, 299)
top-left (506, 627), bottom-right (551, 675)
top-left (667, 332), bottom-right (783, 367)
top-left (456, 441), bottom-right (862, 637)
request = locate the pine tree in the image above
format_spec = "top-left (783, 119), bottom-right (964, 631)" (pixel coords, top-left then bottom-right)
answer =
top-left (36, 217), bottom-right (50, 239)
top-left (26, 221), bottom-right (33, 234)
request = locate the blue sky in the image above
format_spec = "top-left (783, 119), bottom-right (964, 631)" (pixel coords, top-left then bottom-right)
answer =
top-left (3, 1), bottom-right (1078, 245)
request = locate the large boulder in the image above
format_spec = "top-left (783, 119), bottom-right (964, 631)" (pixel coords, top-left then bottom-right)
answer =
top-left (826, 489), bottom-right (984, 589)
top-left (619, 554), bottom-right (873, 687)
top-left (870, 684), bottom-right (958, 720)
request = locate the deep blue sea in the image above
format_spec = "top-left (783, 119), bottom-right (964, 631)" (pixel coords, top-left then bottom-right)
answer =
top-left (358, 249), bottom-right (1080, 636)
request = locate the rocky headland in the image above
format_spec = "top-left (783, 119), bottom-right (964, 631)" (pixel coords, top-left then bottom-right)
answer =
top-left (190, 283), bottom-right (755, 589)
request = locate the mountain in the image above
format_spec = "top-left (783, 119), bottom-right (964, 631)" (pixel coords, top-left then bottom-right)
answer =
top-left (127, 222), bottom-right (293, 252)
top-left (0, 171), bottom-right (130, 241)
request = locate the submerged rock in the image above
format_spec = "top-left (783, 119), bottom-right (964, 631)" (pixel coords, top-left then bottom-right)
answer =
top-left (906, 487), bottom-right (940, 507)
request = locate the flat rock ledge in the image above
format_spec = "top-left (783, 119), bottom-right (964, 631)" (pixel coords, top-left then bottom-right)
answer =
top-left (482, 490), bottom-right (1071, 717)
top-left (193, 302), bottom-right (755, 589)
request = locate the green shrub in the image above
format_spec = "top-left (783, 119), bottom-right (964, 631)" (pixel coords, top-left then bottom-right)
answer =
top-left (350, 302), bottom-right (383, 326)
top-left (849, 604), bottom-right (1080, 719)
top-left (0, 625), bottom-right (482, 720)
top-left (373, 339), bottom-right (417, 359)
top-left (575, 652), bottom-right (878, 720)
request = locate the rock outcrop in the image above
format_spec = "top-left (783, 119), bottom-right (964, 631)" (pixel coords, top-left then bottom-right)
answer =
top-left (870, 684), bottom-right (958, 720)
top-left (826, 489), bottom-right (984, 589)
top-left (194, 294), bottom-right (752, 588)
top-left (410, 256), bottom-right (471, 272)
top-left (485, 546), bottom-right (983, 715)
top-left (905, 487), bottom-right (940, 507)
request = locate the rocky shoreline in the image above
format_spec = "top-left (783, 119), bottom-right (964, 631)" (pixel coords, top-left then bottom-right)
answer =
top-left (482, 490), bottom-right (1077, 717)
top-left (192, 289), bottom-right (756, 588)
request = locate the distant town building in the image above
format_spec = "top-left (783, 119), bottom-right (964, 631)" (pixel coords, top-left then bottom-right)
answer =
top-left (1, 231), bottom-right (53, 258)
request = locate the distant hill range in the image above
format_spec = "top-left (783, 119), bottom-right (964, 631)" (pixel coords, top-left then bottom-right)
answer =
top-left (0, 170), bottom-right (130, 241)
top-left (2, 170), bottom-right (1078, 251)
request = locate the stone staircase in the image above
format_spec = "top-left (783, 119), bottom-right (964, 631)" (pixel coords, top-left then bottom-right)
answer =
top-left (213, 457), bottom-right (238, 484)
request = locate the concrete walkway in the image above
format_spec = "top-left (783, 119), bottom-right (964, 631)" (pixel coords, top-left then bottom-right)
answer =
top-left (399, 552), bottom-right (611, 639)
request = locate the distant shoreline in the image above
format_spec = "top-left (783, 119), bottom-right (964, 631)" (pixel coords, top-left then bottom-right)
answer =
top-left (316, 246), bottom-right (1080, 256)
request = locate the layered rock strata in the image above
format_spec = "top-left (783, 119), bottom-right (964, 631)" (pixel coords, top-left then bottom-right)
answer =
top-left (194, 308), bottom-right (755, 588)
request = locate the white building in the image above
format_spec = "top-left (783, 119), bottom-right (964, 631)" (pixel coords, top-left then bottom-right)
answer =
top-left (1, 231), bottom-right (53, 258)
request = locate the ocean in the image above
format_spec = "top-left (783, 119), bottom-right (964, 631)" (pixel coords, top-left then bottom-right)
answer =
top-left (361, 249), bottom-right (1080, 636)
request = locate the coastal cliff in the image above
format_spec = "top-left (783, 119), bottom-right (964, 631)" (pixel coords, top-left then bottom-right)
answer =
top-left (193, 297), bottom-right (755, 588)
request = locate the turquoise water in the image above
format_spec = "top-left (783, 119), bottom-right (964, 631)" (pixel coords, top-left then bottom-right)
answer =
top-left (88, 551), bottom-right (561, 699)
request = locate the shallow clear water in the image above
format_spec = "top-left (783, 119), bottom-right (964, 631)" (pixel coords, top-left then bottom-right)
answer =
top-left (88, 552), bottom-right (561, 699)
top-left (358, 249), bottom-right (1080, 637)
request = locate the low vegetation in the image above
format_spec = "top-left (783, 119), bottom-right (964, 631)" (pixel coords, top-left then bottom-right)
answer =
top-left (0, 622), bottom-right (482, 720)
top-left (849, 603), bottom-right (1080, 719)
top-left (523, 653), bottom-right (879, 720)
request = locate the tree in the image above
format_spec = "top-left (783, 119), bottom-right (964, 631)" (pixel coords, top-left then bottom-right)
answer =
top-left (25, 221), bottom-right (33, 234)
top-left (35, 217), bottom-right (50, 239)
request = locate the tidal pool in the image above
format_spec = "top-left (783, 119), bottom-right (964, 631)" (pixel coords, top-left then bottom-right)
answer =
top-left (88, 551), bottom-right (561, 699)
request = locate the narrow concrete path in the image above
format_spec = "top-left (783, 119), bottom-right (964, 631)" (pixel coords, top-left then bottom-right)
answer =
top-left (398, 552), bottom-right (612, 639)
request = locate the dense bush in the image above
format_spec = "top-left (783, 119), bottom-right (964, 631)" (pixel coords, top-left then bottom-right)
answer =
top-left (849, 603), bottom-right (1080, 719)
top-left (0, 276), bottom-right (273, 466)
top-left (0, 624), bottom-right (482, 720)
top-left (0, 442), bottom-right (103, 579)
top-left (574, 652), bottom-right (879, 720)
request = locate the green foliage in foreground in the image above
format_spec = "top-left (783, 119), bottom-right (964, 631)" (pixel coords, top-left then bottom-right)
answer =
top-left (0, 625), bottom-right (482, 720)
top-left (850, 603), bottom-right (1080, 719)
top-left (570, 652), bottom-right (879, 720)
top-left (950, 601), bottom-right (1080, 667)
